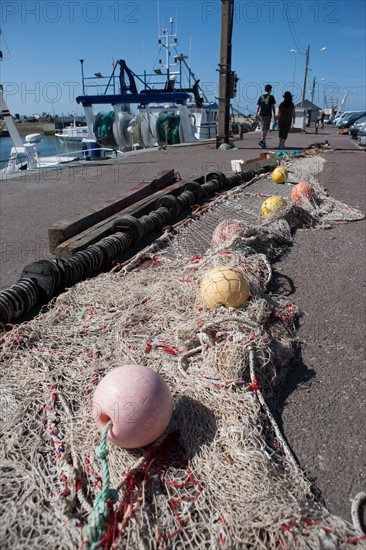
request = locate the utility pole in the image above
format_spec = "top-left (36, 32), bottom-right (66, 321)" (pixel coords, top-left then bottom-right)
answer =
top-left (301, 44), bottom-right (310, 107)
top-left (216, 0), bottom-right (234, 148)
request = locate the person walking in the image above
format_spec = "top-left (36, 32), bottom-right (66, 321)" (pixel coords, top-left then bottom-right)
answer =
top-left (320, 110), bottom-right (326, 129)
top-left (255, 84), bottom-right (276, 148)
top-left (277, 91), bottom-right (296, 149)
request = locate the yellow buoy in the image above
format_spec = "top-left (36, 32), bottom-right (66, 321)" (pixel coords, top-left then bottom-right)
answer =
top-left (200, 266), bottom-right (250, 309)
top-left (261, 196), bottom-right (287, 217)
top-left (272, 167), bottom-right (288, 184)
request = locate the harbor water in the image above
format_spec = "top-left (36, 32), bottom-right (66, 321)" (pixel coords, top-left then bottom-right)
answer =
top-left (0, 135), bottom-right (86, 170)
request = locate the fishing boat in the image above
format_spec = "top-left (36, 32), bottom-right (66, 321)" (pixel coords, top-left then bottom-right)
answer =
top-left (0, 122), bottom-right (10, 137)
top-left (76, 18), bottom-right (218, 152)
top-left (55, 122), bottom-right (89, 143)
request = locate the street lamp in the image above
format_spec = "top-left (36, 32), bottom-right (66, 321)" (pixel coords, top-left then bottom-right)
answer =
top-left (310, 76), bottom-right (317, 103)
top-left (290, 49), bottom-right (298, 93)
top-left (301, 45), bottom-right (327, 107)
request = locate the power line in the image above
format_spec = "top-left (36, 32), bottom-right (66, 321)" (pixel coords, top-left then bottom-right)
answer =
top-left (282, 0), bottom-right (305, 54)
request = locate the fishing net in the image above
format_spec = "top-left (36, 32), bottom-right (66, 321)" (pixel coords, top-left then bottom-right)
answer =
top-left (0, 157), bottom-right (365, 549)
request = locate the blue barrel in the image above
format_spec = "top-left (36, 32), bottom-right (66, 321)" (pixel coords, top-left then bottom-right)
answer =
top-left (89, 141), bottom-right (101, 158)
top-left (82, 138), bottom-right (101, 158)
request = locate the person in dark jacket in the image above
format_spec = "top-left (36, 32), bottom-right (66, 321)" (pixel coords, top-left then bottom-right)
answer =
top-left (255, 84), bottom-right (276, 149)
top-left (277, 91), bottom-right (296, 149)
top-left (193, 80), bottom-right (203, 106)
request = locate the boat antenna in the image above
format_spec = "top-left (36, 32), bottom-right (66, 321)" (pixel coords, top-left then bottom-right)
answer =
top-left (189, 35), bottom-right (192, 68)
top-left (157, 0), bottom-right (160, 39)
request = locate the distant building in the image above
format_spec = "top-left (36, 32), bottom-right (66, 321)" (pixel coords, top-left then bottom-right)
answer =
top-left (295, 99), bottom-right (321, 125)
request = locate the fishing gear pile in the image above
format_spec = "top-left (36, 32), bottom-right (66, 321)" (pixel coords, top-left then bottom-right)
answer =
top-left (0, 157), bottom-right (365, 549)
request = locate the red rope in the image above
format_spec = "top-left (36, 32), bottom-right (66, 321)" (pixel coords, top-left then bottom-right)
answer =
top-left (144, 342), bottom-right (181, 355)
top-left (115, 434), bottom-right (201, 544)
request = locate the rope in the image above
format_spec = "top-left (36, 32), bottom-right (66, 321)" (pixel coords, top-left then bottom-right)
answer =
top-left (93, 112), bottom-right (117, 147)
top-left (45, 386), bottom-right (79, 510)
top-left (248, 346), bottom-right (303, 473)
top-left (82, 420), bottom-right (117, 548)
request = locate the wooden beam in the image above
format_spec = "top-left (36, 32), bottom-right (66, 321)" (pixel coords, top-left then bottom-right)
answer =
top-left (48, 168), bottom-right (176, 254)
top-left (54, 176), bottom-right (204, 257)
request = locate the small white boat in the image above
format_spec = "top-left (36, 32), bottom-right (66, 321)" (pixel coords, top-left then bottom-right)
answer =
top-left (55, 123), bottom-right (89, 143)
top-left (0, 89), bottom-right (79, 177)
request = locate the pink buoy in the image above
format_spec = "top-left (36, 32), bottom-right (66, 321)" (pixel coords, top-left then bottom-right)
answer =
top-left (92, 365), bottom-right (173, 449)
top-left (211, 220), bottom-right (246, 250)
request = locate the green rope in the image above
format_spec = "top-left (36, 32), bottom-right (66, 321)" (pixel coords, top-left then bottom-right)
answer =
top-left (82, 420), bottom-right (117, 548)
top-left (157, 112), bottom-right (181, 144)
top-left (93, 111), bottom-right (117, 147)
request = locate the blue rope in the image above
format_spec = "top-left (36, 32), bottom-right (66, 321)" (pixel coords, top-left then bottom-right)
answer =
top-left (82, 420), bottom-right (117, 548)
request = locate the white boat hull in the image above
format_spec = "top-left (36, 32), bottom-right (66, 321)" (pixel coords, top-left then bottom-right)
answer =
top-left (99, 103), bottom-right (218, 150)
top-left (56, 135), bottom-right (87, 143)
top-left (55, 125), bottom-right (90, 143)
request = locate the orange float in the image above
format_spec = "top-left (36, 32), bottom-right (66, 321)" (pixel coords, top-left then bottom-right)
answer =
top-left (291, 182), bottom-right (314, 203)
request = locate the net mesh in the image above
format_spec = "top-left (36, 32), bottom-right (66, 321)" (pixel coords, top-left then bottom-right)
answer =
top-left (0, 156), bottom-right (365, 549)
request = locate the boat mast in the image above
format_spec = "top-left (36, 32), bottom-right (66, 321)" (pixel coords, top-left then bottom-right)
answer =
top-left (158, 17), bottom-right (179, 89)
top-left (0, 85), bottom-right (24, 150)
top-left (339, 90), bottom-right (349, 115)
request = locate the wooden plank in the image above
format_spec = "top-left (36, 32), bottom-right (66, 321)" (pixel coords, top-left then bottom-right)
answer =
top-left (48, 168), bottom-right (176, 254)
top-left (245, 153), bottom-right (276, 165)
top-left (55, 176), bottom-right (204, 257)
top-left (243, 157), bottom-right (277, 169)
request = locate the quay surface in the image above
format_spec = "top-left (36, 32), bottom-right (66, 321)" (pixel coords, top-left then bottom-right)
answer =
top-left (0, 125), bottom-right (365, 523)
top-left (1, 121), bottom-right (57, 135)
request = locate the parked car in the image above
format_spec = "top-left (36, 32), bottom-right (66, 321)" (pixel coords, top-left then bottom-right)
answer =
top-left (332, 111), bottom-right (356, 126)
top-left (337, 111), bottom-right (366, 129)
top-left (349, 116), bottom-right (366, 138)
top-left (357, 128), bottom-right (366, 146)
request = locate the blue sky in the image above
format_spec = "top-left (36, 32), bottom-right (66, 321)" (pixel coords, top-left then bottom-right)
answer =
top-left (0, 0), bottom-right (365, 116)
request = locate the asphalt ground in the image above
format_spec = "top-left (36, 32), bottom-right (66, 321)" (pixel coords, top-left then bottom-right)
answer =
top-left (0, 124), bottom-right (365, 525)
top-left (268, 136), bottom-right (366, 523)
top-left (0, 124), bottom-right (349, 289)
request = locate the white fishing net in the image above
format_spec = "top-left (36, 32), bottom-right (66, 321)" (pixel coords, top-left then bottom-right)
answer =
top-left (0, 156), bottom-right (365, 549)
